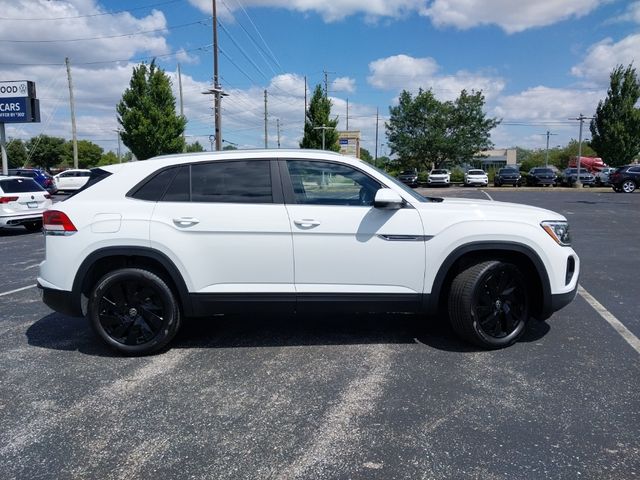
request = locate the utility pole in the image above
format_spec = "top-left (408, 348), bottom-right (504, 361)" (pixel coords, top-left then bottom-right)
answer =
top-left (113, 128), bottom-right (122, 162)
top-left (177, 63), bottom-right (186, 152)
top-left (65, 57), bottom-right (78, 169)
top-left (264, 89), bottom-right (268, 148)
top-left (346, 98), bottom-right (349, 130)
top-left (541, 130), bottom-right (557, 167)
top-left (1, 123), bottom-right (8, 176)
top-left (322, 69), bottom-right (335, 99)
top-left (374, 108), bottom-right (379, 167)
top-left (569, 114), bottom-right (594, 187)
top-left (212, 0), bottom-right (222, 150)
top-left (304, 75), bottom-right (307, 124)
top-left (313, 124), bottom-right (334, 150)
top-left (276, 119), bottom-right (281, 148)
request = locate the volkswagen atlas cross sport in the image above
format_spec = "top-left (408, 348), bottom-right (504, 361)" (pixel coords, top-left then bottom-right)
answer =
top-left (38, 150), bottom-right (580, 355)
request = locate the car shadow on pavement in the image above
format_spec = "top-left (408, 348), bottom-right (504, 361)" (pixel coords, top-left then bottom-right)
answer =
top-left (0, 227), bottom-right (39, 237)
top-left (26, 311), bottom-right (550, 356)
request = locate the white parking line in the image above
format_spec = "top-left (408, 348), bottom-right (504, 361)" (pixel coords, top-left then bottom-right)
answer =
top-left (0, 284), bottom-right (37, 297)
top-left (579, 285), bottom-right (640, 355)
top-left (480, 190), bottom-right (494, 201)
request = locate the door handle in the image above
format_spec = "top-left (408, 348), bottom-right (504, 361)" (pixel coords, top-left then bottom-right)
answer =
top-left (294, 219), bottom-right (321, 228)
top-left (173, 217), bottom-right (200, 227)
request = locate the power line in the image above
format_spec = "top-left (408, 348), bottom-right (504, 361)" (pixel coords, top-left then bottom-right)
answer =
top-left (229, 0), bottom-right (282, 71)
top-left (0, 17), bottom-right (211, 43)
top-left (0, 43), bottom-right (213, 66)
top-left (0, 0), bottom-right (184, 21)
top-left (217, 20), bottom-right (269, 81)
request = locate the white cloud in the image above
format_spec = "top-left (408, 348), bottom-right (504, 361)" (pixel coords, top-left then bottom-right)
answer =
top-left (190, 0), bottom-right (425, 22)
top-left (571, 34), bottom-right (640, 86)
top-left (421, 0), bottom-right (604, 33)
top-left (0, 1), bottom-right (171, 67)
top-left (494, 86), bottom-right (604, 121)
top-left (332, 77), bottom-right (356, 93)
top-left (612, 1), bottom-right (640, 24)
top-left (367, 54), bottom-right (505, 101)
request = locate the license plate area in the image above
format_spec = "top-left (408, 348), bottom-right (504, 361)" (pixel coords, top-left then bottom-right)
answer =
top-left (27, 202), bottom-right (38, 208)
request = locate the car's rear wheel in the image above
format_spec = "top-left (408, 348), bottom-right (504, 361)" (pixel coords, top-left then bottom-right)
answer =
top-left (448, 260), bottom-right (529, 349)
top-left (24, 221), bottom-right (42, 232)
top-left (622, 180), bottom-right (636, 193)
top-left (88, 268), bottom-right (181, 355)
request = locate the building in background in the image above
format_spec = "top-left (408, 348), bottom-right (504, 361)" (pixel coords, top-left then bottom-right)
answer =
top-left (474, 148), bottom-right (517, 169)
top-left (338, 131), bottom-right (360, 158)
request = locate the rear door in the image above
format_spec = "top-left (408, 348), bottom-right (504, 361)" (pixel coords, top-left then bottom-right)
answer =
top-left (148, 159), bottom-right (295, 307)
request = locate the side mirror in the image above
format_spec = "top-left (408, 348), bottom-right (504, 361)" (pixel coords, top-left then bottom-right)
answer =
top-left (374, 188), bottom-right (404, 210)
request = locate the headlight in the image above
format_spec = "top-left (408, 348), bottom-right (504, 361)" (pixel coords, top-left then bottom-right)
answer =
top-left (541, 221), bottom-right (571, 246)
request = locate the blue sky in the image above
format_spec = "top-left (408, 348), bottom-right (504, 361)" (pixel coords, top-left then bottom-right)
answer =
top-left (0, 0), bottom-right (638, 156)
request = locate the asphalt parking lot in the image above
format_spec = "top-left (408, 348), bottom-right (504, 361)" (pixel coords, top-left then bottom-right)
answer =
top-left (1, 188), bottom-right (639, 480)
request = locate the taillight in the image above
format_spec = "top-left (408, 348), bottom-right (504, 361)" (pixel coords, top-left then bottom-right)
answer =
top-left (0, 196), bottom-right (19, 204)
top-left (43, 210), bottom-right (77, 235)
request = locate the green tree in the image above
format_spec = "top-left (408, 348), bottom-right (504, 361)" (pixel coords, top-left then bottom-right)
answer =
top-left (386, 88), bottom-right (499, 169)
top-left (61, 140), bottom-right (103, 168)
top-left (186, 141), bottom-right (205, 152)
top-left (300, 85), bottom-right (339, 151)
top-left (98, 151), bottom-right (119, 166)
top-left (359, 147), bottom-right (373, 164)
top-left (6, 139), bottom-right (28, 168)
top-left (590, 64), bottom-right (640, 167)
top-left (117, 60), bottom-right (186, 160)
top-left (25, 135), bottom-right (66, 170)
top-left (223, 144), bottom-right (238, 151)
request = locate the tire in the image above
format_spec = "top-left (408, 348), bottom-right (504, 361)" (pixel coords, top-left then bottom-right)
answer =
top-left (88, 268), bottom-right (182, 355)
top-left (24, 221), bottom-right (42, 232)
top-left (622, 180), bottom-right (636, 193)
top-left (448, 260), bottom-right (529, 349)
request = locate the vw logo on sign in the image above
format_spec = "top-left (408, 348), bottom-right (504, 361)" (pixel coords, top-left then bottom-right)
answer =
top-left (19, 84), bottom-right (27, 95)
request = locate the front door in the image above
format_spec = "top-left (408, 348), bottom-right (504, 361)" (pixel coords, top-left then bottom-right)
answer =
top-left (281, 159), bottom-right (425, 312)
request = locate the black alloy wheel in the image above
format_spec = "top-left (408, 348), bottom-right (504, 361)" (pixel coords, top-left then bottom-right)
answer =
top-left (448, 260), bottom-right (530, 349)
top-left (88, 268), bottom-right (181, 355)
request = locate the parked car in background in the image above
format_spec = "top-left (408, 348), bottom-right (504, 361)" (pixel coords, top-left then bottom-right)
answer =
top-left (427, 169), bottom-right (450, 187)
top-left (464, 169), bottom-right (488, 187)
top-left (0, 176), bottom-right (52, 231)
top-left (560, 168), bottom-right (596, 187)
top-left (609, 165), bottom-right (640, 193)
top-left (594, 167), bottom-right (616, 186)
top-left (8, 168), bottom-right (57, 193)
top-left (398, 169), bottom-right (419, 188)
top-left (526, 167), bottom-right (557, 187)
top-left (53, 169), bottom-right (91, 192)
top-left (494, 167), bottom-right (521, 187)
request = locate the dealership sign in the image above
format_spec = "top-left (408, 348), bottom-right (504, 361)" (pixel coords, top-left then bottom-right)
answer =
top-left (0, 80), bottom-right (36, 99)
top-left (0, 80), bottom-right (40, 123)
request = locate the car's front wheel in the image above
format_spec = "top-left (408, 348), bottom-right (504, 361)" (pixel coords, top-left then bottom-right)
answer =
top-left (448, 260), bottom-right (529, 349)
top-left (88, 268), bottom-right (181, 355)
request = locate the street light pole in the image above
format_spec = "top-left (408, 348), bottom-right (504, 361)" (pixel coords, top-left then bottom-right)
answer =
top-left (570, 114), bottom-right (594, 188)
top-left (313, 124), bottom-right (334, 150)
top-left (212, 0), bottom-right (222, 150)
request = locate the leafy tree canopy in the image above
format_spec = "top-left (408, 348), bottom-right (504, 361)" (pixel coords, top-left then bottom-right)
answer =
top-left (98, 151), bottom-right (119, 167)
top-left (300, 85), bottom-right (339, 151)
top-left (386, 88), bottom-right (500, 170)
top-left (117, 60), bottom-right (186, 160)
top-left (6, 139), bottom-right (28, 168)
top-left (590, 64), bottom-right (640, 167)
top-left (360, 147), bottom-right (373, 164)
top-left (25, 135), bottom-right (66, 170)
top-left (62, 140), bottom-right (103, 168)
top-left (186, 141), bottom-right (205, 152)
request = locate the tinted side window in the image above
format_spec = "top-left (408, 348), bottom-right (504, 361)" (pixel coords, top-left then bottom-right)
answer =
top-left (286, 160), bottom-right (381, 206)
top-left (190, 160), bottom-right (272, 203)
top-left (162, 165), bottom-right (191, 202)
top-left (132, 167), bottom-right (179, 201)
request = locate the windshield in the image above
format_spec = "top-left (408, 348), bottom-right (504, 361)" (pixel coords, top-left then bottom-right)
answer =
top-left (431, 169), bottom-right (448, 174)
top-left (533, 168), bottom-right (554, 174)
top-left (499, 168), bottom-right (518, 174)
top-left (468, 170), bottom-right (485, 175)
top-left (400, 170), bottom-right (416, 175)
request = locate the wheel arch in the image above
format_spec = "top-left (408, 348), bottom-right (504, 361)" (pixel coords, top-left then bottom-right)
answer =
top-left (72, 247), bottom-right (193, 317)
top-left (426, 241), bottom-right (552, 321)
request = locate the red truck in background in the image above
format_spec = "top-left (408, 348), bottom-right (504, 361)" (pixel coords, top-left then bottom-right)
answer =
top-left (568, 156), bottom-right (607, 173)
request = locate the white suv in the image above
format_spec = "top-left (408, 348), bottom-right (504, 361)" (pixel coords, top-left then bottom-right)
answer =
top-left (53, 168), bottom-right (91, 192)
top-left (0, 176), bottom-right (52, 231)
top-left (465, 169), bottom-right (489, 187)
top-left (38, 150), bottom-right (579, 355)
